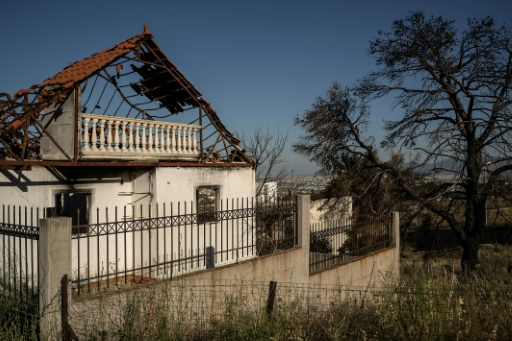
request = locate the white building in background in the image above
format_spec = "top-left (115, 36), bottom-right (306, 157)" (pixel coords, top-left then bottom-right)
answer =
top-left (256, 181), bottom-right (278, 202)
top-left (310, 197), bottom-right (353, 224)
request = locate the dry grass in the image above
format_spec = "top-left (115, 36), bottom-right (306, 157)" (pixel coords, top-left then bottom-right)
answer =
top-left (62, 244), bottom-right (512, 340)
top-left (0, 295), bottom-right (39, 340)
top-left (2, 243), bottom-right (512, 340)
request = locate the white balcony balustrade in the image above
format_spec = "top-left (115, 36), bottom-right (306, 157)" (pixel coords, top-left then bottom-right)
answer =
top-left (80, 113), bottom-right (201, 160)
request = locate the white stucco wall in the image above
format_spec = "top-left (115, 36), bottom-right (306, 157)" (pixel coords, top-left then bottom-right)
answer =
top-left (152, 167), bottom-right (255, 204)
top-left (0, 167), bottom-right (134, 213)
top-left (0, 166), bottom-right (254, 220)
top-left (0, 165), bottom-right (255, 282)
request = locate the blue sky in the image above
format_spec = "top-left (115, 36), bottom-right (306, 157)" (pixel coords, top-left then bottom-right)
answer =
top-left (1, 1), bottom-right (511, 175)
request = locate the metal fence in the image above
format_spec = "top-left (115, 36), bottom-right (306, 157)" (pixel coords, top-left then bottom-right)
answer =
top-left (71, 196), bottom-right (297, 295)
top-left (0, 205), bottom-right (41, 311)
top-left (310, 215), bottom-right (391, 273)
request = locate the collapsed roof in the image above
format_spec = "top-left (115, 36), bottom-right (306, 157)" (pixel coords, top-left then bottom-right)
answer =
top-left (0, 24), bottom-right (252, 168)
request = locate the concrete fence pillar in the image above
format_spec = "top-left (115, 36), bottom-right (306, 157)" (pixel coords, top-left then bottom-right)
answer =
top-left (390, 211), bottom-right (400, 277)
top-left (39, 217), bottom-right (72, 340)
top-left (296, 195), bottom-right (310, 271)
top-left (390, 211), bottom-right (400, 248)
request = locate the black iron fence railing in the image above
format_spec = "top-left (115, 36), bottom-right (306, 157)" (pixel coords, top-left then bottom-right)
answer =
top-left (0, 205), bottom-right (40, 313)
top-left (70, 196), bottom-right (297, 295)
top-left (310, 215), bottom-right (391, 273)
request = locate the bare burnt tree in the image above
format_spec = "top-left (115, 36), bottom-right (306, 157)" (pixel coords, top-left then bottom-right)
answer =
top-left (295, 11), bottom-right (512, 273)
top-left (242, 126), bottom-right (290, 196)
top-left (321, 152), bottom-right (412, 217)
top-left (293, 84), bottom-right (411, 216)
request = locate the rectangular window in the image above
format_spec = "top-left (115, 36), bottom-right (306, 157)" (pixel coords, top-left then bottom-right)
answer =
top-left (55, 191), bottom-right (90, 233)
top-left (196, 186), bottom-right (219, 223)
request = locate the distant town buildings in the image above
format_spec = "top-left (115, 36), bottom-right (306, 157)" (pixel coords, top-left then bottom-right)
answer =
top-left (278, 176), bottom-right (328, 195)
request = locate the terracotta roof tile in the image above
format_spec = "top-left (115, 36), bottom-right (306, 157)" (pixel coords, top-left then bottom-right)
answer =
top-left (40, 34), bottom-right (147, 89)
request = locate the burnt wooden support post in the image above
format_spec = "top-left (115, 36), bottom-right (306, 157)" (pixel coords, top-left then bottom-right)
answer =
top-left (39, 217), bottom-right (72, 341)
top-left (266, 280), bottom-right (277, 317)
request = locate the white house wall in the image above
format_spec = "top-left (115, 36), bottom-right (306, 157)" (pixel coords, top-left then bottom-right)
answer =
top-left (149, 167), bottom-right (256, 277)
top-left (152, 167), bottom-right (255, 204)
top-left (0, 167), bottom-right (133, 214)
top-left (0, 165), bottom-right (256, 284)
top-left (0, 166), bottom-right (255, 217)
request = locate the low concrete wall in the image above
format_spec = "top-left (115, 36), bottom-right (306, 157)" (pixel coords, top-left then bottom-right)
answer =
top-left (186, 246), bottom-right (308, 284)
top-left (68, 238), bottom-right (399, 337)
top-left (309, 247), bottom-right (398, 287)
top-left (181, 238), bottom-right (399, 289)
top-left (163, 227), bottom-right (399, 288)
top-left (42, 198), bottom-right (400, 338)
top-left (309, 211), bottom-right (400, 287)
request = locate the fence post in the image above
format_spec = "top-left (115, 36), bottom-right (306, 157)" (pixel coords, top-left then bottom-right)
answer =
top-left (390, 211), bottom-right (400, 277)
top-left (39, 217), bottom-right (72, 341)
top-left (297, 195), bottom-right (310, 277)
top-left (266, 280), bottom-right (277, 317)
top-left (390, 211), bottom-right (400, 248)
top-left (296, 195), bottom-right (310, 251)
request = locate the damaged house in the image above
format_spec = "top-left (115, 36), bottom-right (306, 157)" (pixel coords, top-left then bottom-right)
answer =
top-left (0, 25), bottom-right (264, 280)
top-left (0, 24), bottom-right (254, 210)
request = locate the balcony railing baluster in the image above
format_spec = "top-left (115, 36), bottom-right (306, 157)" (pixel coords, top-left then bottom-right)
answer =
top-left (80, 113), bottom-right (201, 160)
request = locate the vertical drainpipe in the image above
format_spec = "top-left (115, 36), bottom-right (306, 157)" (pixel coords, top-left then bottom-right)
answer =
top-left (73, 87), bottom-right (79, 164)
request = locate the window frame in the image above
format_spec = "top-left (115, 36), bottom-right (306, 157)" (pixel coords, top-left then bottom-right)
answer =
top-left (195, 186), bottom-right (220, 223)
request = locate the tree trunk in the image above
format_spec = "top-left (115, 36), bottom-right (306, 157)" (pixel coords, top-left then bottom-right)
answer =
top-left (460, 200), bottom-right (485, 273)
top-left (461, 235), bottom-right (479, 273)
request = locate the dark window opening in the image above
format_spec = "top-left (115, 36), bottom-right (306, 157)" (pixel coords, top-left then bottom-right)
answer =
top-left (55, 192), bottom-right (90, 233)
top-left (196, 186), bottom-right (219, 223)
